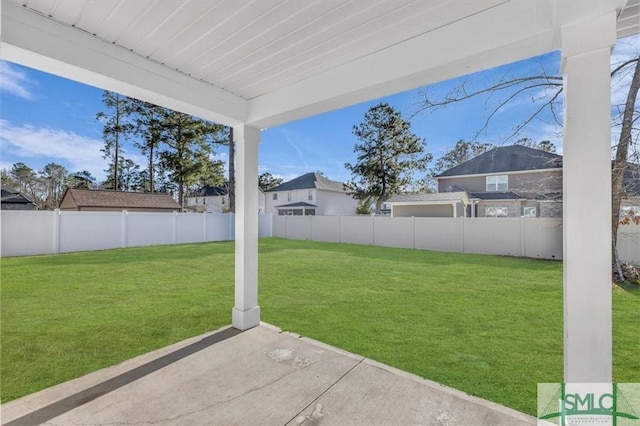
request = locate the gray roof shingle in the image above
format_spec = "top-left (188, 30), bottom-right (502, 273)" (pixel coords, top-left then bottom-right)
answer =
top-left (1, 185), bottom-right (36, 206)
top-left (62, 189), bottom-right (181, 209)
top-left (266, 172), bottom-right (347, 193)
top-left (436, 145), bottom-right (562, 177)
top-left (275, 201), bottom-right (317, 208)
top-left (387, 192), bottom-right (468, 203)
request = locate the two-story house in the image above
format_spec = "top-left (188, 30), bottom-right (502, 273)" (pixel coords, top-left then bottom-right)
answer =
top-left (186, 184), bottom-right (265, 213)
top-left (264, 172), bottom-right (357, 216)
top-left (436, 145), bottom-right (563, 218)
top-left (388, 145), bottom-right (564, 218)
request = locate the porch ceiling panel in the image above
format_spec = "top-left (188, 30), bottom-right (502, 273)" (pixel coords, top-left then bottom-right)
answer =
top-left (1, 0), bottom-right (636, 129)
top-left (617, 0), bottom-right (640, 38)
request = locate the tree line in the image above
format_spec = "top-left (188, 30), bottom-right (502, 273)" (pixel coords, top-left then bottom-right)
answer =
top-left (1, 162), bottom-right (95, 210)
top-left (97, 92), bottom-right (228, 206)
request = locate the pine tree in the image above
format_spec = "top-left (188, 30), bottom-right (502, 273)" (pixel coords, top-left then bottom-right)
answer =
top-left (345, 103), bottom-right (432, 214)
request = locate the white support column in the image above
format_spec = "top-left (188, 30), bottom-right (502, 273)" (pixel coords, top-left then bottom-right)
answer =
top-left (561, 11), bottom-right (616, 383)
top-left (232, 124), bottom-right (261, 331)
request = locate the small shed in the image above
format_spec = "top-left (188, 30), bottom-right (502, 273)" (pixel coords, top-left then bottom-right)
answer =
top-left (59, 189), bottom-right (181, 212)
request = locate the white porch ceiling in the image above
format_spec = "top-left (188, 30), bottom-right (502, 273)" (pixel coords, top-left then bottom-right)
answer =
top-left (1, 0), bottom-right (637, 128)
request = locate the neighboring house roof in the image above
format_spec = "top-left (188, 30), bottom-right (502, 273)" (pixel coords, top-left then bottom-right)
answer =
top-left (266, 172), bottom-right (347, 193)
top-left (387, 192), bottom-right (469, 203)
top-left (201, 185), bottom-right (228, 196)
top-left (440, 185), bottom-right (523, 201)
top-left (468, 191), bottom-right (523, 200)
top-left (61, 189), bottom-right (180, 210)
top-left (436, 145), bottom-right (562, 177)
top-left (1, 185), bottom-right (36, 207)
top-left (275, 201), bottom-right (318, 208)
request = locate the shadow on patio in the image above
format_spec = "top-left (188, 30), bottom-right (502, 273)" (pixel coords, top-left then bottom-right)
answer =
top-left (2, 324), bottom-right (535, 426)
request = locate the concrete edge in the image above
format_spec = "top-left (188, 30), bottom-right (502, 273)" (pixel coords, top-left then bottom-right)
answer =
top-left (260, 322), bottom-right (365, 361)
top-left (260, 321), bottom-right (536, 423)
top-left (1, 325), bottom-right (237, 423)
top-left (361, 357), bottom-right (538, 423)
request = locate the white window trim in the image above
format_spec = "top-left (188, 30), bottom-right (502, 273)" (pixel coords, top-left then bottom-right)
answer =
top-left (485, 206), bottom-right (508, 218)
top-left (486, 175), bottom-right (508, 192)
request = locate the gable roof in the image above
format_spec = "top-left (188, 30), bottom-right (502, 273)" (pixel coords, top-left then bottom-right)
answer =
top-left (436, 145), bottom-right (563, 178)
top-left (1, 185), bottom-right (36, 205)
top-left (61, 189), bottom-right (180, 210)
top-left (266, 172), bottom-right (347, 193)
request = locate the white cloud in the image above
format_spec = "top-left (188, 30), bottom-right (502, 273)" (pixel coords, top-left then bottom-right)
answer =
top-left (0, 61), bottom-right (34, 99)
top-left (0, 159), bottom-right (13, 171)
top-left (0, 119), bottom-right (108, 179)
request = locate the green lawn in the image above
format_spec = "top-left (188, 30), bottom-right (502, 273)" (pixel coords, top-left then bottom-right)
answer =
top-left (1, 238), bottom-right (638, 416)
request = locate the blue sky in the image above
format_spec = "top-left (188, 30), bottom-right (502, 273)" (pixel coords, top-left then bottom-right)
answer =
top-left (1, 34), bottom-right (638, 184)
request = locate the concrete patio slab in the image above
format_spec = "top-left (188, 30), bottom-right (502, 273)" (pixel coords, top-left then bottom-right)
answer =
top-left (2, 323), bottom-right (536, 426)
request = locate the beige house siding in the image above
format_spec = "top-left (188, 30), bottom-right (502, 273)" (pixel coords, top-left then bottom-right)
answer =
top-left (438, 176), bottom-right (485, 193)
top-left (58, 195), bottom-right (77, 210)
top-left (508, 170), bottom-right (562, 197)
top-left (438, 170), bottom-right (562, 195)
top-left (540, 201), bottom-right (563, 218)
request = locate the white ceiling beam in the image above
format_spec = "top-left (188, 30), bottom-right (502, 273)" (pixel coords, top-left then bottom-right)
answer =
top-left (0, 1), bottom-right (248, 127)
top-left (246, 0), bottom-right (627, 129)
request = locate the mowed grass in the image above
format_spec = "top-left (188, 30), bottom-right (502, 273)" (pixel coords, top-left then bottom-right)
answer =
top-left (2, 238), bottom-right (638, 415)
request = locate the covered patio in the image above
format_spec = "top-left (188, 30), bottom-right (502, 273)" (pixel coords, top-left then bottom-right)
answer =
top-left (2, 324), bottom-right (535, 425)
top-left (2, 0), bottom-right (639, 423)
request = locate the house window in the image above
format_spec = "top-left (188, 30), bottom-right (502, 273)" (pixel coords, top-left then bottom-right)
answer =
top-left (287, 192), bottom-right (292, 201)
top-left (523, 206), bottom-right (536, 217)
top-left (273, 193), bottom-right (278, 200)
top-left (485, 206), bottom-right (508, 218)
top-left (486, 175), bottom-right (508, 191)
top-left (308, 190), bottom-right (313, 201)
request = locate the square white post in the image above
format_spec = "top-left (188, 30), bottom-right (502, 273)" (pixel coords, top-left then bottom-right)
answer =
top-left (561, 11), bottom-right (616, 383)
top-left (232, 124), bottom-right (261, 330)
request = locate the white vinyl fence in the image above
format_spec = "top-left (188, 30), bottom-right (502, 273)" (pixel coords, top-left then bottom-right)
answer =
top-left (2, 211), bottom-right (639, 263)
top-left (272, 215), bottom-right (640, 263)
top-left (1, 210), bottom-right (273, 257)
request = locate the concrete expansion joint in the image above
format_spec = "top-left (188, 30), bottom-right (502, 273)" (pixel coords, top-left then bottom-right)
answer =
top-left (286, 357), bottom-right (365, 425)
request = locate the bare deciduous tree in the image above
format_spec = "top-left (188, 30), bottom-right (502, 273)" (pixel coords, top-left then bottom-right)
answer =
top-left (415, 40), bottom-right (640, 280)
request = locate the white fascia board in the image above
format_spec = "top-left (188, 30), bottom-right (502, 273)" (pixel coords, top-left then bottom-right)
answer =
top-left (246, 1), bottom-right (559, 128)
top-left (436, 168), bottom-right (562, 181)
top-left (0, 2), bottom-right (248, 127)
top-left (388, 200), bottom-right (461, 206)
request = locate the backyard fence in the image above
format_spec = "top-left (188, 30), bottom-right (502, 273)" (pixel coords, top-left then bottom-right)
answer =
top-left (0, 210), bottom-right (272, 257)
top-left (1, 210), bottom-right (639, 263)
top-left (272, 215), bottom-right (640, 263)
